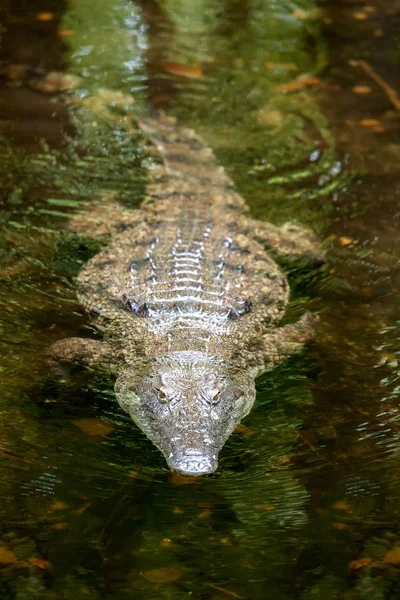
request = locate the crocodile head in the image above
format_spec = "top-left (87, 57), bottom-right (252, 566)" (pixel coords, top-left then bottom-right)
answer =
top-left (115, 351), bottom-right (256, 476)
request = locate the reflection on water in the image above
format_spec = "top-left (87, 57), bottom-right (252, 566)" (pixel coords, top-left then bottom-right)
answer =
top-left (1, 0), bottom-right (400, 598)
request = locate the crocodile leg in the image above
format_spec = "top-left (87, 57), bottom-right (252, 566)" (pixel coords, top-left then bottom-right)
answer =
top-left (262, 312), bottom-right (318, 369)
top-left (67, 196), bottom-right (143, 238)
top-left (242, 217), bottom-right (325, 264)
top-left (48, 337), bottom-right (117, 374)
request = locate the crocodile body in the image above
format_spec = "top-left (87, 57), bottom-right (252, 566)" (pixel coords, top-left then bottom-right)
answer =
top-left (52, 108), bottom-right (322, 476)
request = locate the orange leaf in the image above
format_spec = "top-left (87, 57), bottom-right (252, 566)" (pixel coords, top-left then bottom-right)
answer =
top-left (360, 119), bottom-right (380, 127)
top-left (37, 12), bottom-right (54, 21)
top-left (352, 12), bottom-right (368, 20)
top-left (332, 522), bottom-right (349, 530)
top-left (51, 522), bottom-right (69, 530)
top-left (141, 567), bottom-right (182, 583)
top-left (58, 29), bottom-right (74, 37)
top-left (348, 558), bottom-right (372, 570)
top-left (352, 86), bottom-right (372, 95)
top-left (276, 455), bottom-right (291, 465)
top-left (75, 501), bottom-right (90, 515)
top-left (172, 506), bottom-right (184, 515)
top-left (0, 547), bottom-right (17, 566)
top-left (384, 547), bottom-right (400, 564)
top-left (50, 501), bottom-right (69, 512)
top-left (273, 75), bottom-right (321, 93)
top-left (234, 424), bottom-right (254, 436)
top-left (29, 558), bottom-right (52, 570)
top-left (73, 418), bottom-right (114, 437)
top-left (339, 236), bottom-right (354, 247)
top-left (332, 500), bottom-right (351, 511)
top-left (163, 63), bottom-right (203, 79)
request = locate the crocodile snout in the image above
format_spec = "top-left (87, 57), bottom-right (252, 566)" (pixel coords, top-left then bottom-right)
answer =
top-left (169, 450), bottom-right (218, 477)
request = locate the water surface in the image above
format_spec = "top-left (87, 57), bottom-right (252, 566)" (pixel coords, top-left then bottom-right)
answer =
top-left (1, 1), bottom-right (400, 598)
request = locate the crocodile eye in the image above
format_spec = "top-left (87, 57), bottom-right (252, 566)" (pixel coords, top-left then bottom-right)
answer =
top-left (211, 392), bottom-right (220, 403)
top-left (157, 389), bottom-right (167, 402)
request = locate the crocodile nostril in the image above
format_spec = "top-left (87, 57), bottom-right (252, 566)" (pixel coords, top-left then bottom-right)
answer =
top-left (168, 451), bottom-right (217, 477)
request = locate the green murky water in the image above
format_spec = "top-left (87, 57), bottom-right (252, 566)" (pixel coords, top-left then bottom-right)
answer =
top-left (1, 0), bottom-right (400, 598)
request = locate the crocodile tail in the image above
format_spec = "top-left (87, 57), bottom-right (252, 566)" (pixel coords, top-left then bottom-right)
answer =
top-left (137, 111), bottom-right (248, 214)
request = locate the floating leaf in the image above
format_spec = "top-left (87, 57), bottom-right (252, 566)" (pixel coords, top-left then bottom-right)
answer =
top-left (352, 86), bottom-right (372, 95)
top-left (172, 507), bottom-right (184, 515)
top-left (360, 119), bottom-right (380, 128)
top-left (58, 29), bottom-right (74, 37)
top-left (163, 63), bottom-right (203, 79)
top-left (141, 567), bottom-right (182, 584)
top-left (332, 522), bottom-right (349, 530)
top-left (273, 75), bottom-right (321, 94)
top-left (73, 418), bottom-right (114, 437)
top-left (234, 424), bottom-right (255, 436)
top-left (348, 558), bottom-right (372, 570)
top-left (384, 547), bottom-right (400, 564)
top-left (50, 501), bottom-right (69, 512)
top-left (339, 237), bottom-right (354, 247)
top-left (29, 558), bottom-right (52, 570)
top-left (332, 500), bottom-right (351, 512)
top-left (352, 12), bottom-right (368, 21)
top-left (75, 501), bottom-right (90, 515)
top-left (37, 12), bottom-right (54, 21)
top-left (0, 547), bottom-right (17, 566)
top-left (51, 523), bottom-right (69, 530)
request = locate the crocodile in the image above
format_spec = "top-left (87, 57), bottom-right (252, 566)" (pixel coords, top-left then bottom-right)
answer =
top-left (50, 98), bottom-right (323, 477)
